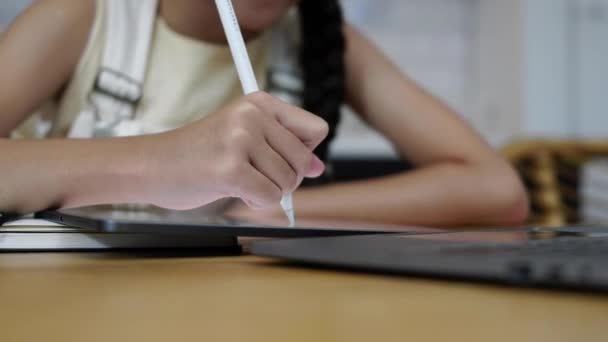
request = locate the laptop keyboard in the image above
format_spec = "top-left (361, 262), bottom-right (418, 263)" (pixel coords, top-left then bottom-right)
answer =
top-left (440, 237), bottom-right (608, 258)
top-left (434, 237), bottom-right (608, 287)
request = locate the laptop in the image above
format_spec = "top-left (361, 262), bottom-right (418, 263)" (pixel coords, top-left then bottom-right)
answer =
top-left (251, 226), bottom-right (608, 292)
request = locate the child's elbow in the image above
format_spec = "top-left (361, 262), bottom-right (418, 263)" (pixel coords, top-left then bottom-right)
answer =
top-left (497, 187), bottom-right (530, 226)
top-left (486, 165), bottom-right (530, 226)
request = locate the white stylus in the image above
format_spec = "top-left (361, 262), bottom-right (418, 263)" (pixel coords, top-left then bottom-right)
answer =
top-left (215, 0), bottom-right (295, 227)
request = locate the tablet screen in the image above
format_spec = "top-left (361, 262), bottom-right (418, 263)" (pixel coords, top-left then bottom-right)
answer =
top-left (37, 203), bottom-right (440, 237)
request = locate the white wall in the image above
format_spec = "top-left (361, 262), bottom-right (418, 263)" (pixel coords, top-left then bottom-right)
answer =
top-left (573, 0), bottom-right (608, 138)
top-left (0, 0), bottom-right (30, 31)
top-left (478, 0), bottom-right (608, 141)
top-left (475, 0), bottom-right (526, 146)
top-left (525, 0), bottom-right (571, 137)
top-left (335, 0), bottom-right (481, 157)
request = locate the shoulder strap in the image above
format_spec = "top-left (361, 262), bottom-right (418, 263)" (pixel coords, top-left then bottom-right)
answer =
top-left (102, 0), bottom-right (157, 88)
top-left (69, 0), bottom-right (158, 138)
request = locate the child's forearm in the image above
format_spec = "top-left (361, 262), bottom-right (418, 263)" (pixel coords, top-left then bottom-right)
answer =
top-left (293, 161), bottom-right (529, 227)
top-left (0, 137), bottom-right (152, 214)
top-left (0, 93), bottom-right (331, 215)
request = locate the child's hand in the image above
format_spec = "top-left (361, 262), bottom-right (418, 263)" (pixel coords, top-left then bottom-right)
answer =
top-left (143, 92), bottom-right (328, 211)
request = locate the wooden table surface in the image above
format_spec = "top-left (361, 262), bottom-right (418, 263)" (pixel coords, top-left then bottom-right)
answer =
top-left (1, 251), bottom-right (607, 342)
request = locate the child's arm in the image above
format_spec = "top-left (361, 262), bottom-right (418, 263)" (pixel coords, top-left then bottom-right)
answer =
top-left (300, 24), bottom-right (528, 227)
top-left (0, 0), bottom-right (94, 136)
top-left (0, 1), bottom-right (326, 214)
top-left (233, 24), bottom-right (529, 227)
top-left (1, 93), bottom-right (328, 214)
top-left (0, 0), bottom-right (143, 214)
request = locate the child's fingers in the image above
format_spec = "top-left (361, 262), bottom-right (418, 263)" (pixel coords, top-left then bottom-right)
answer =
top-left (264, 121), bottom-right (325, 180)
top-left (249, 142), bottom-right (299, 194)
top-left (245, 92), bottom-right (329, 150)
top-left (234, 165), bottom-right (283, 209)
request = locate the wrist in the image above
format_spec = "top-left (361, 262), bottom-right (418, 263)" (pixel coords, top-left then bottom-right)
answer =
top-left (61, 135), bottom-right (158, 207)
top-left (116, 134), bottom-right (163, 205)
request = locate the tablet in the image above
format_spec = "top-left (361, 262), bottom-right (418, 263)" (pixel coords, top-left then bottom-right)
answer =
top-left (1, 218), bottom-right (238, 252)
top-left (37, 204), bottom-right (437, 238)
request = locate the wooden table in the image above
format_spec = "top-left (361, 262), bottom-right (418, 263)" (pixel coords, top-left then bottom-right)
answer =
top-left (1, 251), bottom-right (607, 342)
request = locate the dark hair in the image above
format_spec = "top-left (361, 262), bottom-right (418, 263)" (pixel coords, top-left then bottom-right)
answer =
top-left (298, 0), bottom-right (346, 166)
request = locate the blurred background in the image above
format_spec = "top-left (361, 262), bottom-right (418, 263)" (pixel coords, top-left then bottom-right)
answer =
top-left (340, 0), bottom-right (608, 156)
top-left (2, 0), bottom-right (608, 225)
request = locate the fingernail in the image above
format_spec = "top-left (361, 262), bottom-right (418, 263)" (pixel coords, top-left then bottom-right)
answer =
top-left (306, 155), bottom-right (325, 178)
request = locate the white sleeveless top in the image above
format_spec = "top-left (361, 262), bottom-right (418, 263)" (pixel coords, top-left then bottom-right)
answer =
top-left (12, 0), bottom-right (286, 138)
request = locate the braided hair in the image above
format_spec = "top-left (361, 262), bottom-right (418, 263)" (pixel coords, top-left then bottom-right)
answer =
top-left (298, 0), bottom-right (346, 167)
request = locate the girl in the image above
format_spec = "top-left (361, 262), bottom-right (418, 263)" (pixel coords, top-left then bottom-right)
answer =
top-left (0, 0), bottom-right (528, 227)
